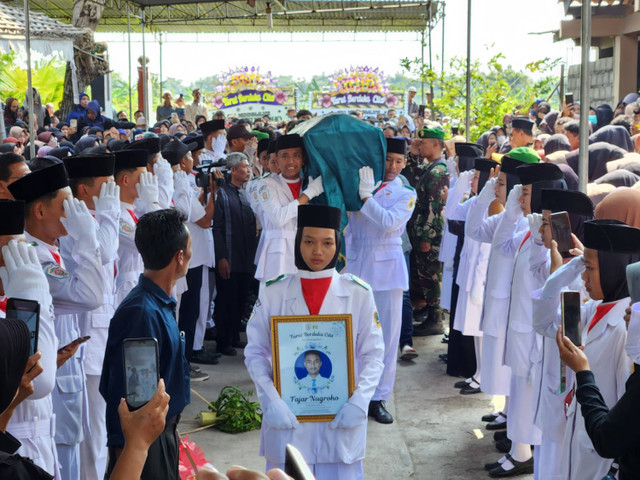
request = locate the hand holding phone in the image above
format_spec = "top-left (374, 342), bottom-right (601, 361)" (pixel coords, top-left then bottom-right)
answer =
top-left (57, 335), bottom-right (90, 354)
top-left (418, 104), bottom-right (426, 118)
top-left (123, 338), bottom-right (160, 410)
top-left (550, 212), bottom-right (573, 258)
top-left (561, 291), bottom-right (582, 347)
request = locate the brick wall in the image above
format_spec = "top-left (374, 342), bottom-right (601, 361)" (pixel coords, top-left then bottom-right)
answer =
top-left (567, 56), bottom-right (614, 107)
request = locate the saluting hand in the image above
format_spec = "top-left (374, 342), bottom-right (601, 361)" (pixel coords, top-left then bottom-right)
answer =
top-left (60, 197), bottom-right (97, 242)
top-left (94, 181), bottom-right (120, 216)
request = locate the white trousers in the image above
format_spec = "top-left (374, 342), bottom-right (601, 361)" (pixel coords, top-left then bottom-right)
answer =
top-left (480, 334), bottom-right (512, 396)
top-left (267, 460), bottom-right (363, 480)
top-left (507, 374), bottom-right (542, 446)
top-left (56, 443), bottom-right (79, 480)
top-left (534, 436), bottom-right (563, 480)
top-left (372, 289), bottom-right (403, 401)
top-left (79, 375), bottom-right (107, 480)
top-left (193, 267), bottom-right (210, 351)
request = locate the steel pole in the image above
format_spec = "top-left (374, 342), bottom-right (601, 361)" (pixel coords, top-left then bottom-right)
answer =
top-left (427, 0), bottom-right (433, 104)
top-left (578, 0), bottom-right (591, 193)
top-left (465, 0), bottom-right (471, 141)
top-left (421, 30), bottom-right (425, 105)
top-left (159, 34), bottom-right (163, 106)
top-left (127, 4), bottom-right (132, 119)
top-left (24, 0), bottom-right (35, 158)
top-left (141, 7), bottom-right (148, 122)
top-left (441, 1), bottom-right (445, 75)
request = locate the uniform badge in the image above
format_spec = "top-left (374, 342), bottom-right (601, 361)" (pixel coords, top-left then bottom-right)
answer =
top-left (259, 185), bottom-right (270, 203)
top-left (408, 197), bottom-right (415, 210)
top-left (46, 264), bottom-right (70, 279)
top-left (119, 219), bottom-right (134, 235)
top-left (373, 311), bottom-right (381, 328)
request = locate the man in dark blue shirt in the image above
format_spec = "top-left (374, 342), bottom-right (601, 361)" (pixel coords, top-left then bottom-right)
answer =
top-left (100, 209), bottom-right (191, 480)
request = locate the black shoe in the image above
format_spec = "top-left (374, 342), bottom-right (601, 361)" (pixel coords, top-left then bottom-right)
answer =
top-left (460, 385), bottom-right (481, 395)
top-left (413, 320), bottom-right (444, 336)
top-left (368, 400), bottom-right (393, 424)
top-left (412, 305), bottom-right (429, 316)
top-left (438, 353), bottom-right (448, 362)
top-left (495, 438), bottom-right (512, 453)
top-left (484, 459), bottom-right (502, 472)
top-left (486, 416), bottom-right (507, 430)
top-left (493, 430), bottom-right (508, 441)
top-left (488, 455), bottom-right (533, 477)
top-left (482, 412), bottom-right (501, 422)
top-left (218, 346), bottom-right (237, 356)
top-left (441, 333), bottom-right (449, 344)
top-left (232, 340), bottom-right (247, 349)
top-left (204, 327), bottom-right (217, 341)
top-left (454, 379), bottom-right (470, 389)
top-left (190, 350), bottom-right (220, 365)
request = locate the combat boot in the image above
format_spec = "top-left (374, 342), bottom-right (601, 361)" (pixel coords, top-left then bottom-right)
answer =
top-left (412, 306), bottom-right (444, 336)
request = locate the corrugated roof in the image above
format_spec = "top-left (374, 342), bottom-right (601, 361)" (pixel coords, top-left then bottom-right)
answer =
top-left (8, 0), bottom-right (442, 34)
top-left (0, 2), bottom-right (86, 38)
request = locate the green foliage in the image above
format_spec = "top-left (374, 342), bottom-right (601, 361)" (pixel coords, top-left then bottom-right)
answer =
top-left (0, 53), bottom-right (66, 107)
top-left (208, 386), bottom-right (262, 434)
top-left (401, 53), bottom-right (562, 141)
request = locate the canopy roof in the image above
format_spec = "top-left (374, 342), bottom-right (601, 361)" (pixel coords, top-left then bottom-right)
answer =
top-left (0, 2), bottom-right (86, 39)
top-left (16, 0), bottom-right (443, 34)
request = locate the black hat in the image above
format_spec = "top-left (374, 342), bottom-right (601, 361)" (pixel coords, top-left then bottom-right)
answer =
top-left (258, 138), bottom-right (270, 156)
top-left (162, 141), bottom-right (196, 166)
top-left (0, 199), bottom-right (25, 235)
top-left (276, 134), bottom-right (304, 152)
top-left (183, 135), bottom-right (205, 151)
top-left (47, 147), bottom-right (71, 160)
top-left (511, 116), bottom-right (535, 134)
top-left (107, 139), bottom-right (127, 152)
top-left (8, 163), bottom-right (69, 204)
top-left (200, 120), bottom-right (226, 138)
top-left (516, 163), bottom-right (564, 185)
top-left (297, 205), bottom-right (342, 231)
top-left (267, 140), bottom-right (277, 155)
top-left (500, 156), bottom-right (527, 175)
top-left (114, 149), bottom-right (147, 171)
top-left (386, 138), bottom-right (407, 156)
top-left (474, 158), bottom-right (499, 172)
top-left (455, 142), bottom-right (484, 158)
top-left (64, 153), bottom-right (116, 179)
top-left (158, 134), bottom-right (172, 150)
top-left (227, 124), bottom-right (255, 141)
top-left (540, 189), bottom-right (594, 216)
top-left (583, 220), bottom-right (640, 253)
top-left (124, 137), bottom-right (160, 155)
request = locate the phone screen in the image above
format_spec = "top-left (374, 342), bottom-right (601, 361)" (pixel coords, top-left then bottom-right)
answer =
top-left (562, 291), bottom-right (582, 347)
top-left (70, 119), bottom-right (77, 128)
top-left (418, 104), bottom-right (426, 117)
top-left (550, 212), bottom-right (573, 258)
top-left (565, 93), bottom-right (574, 105)
top-left (123, 338), bottom-right (159, 410)
top-left (626, 262), bottom-right (640, 304)
top-left (6, 298), bottom-right (40, 355)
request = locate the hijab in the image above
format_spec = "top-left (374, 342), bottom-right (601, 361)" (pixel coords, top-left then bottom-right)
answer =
top-left (475, 131), bottom-right (496, 152)
top-left (594, 187), bottom-right (640, 228)
top-left (599, 249), bottom-right (639, 302)
top-left (557, 163), bottom-right (579, 191)
top-left (594, 169), bottom-right (640, 188)
top-left (3, 97), bottom-right (19, 127)
top-left (589, 125), bottom-right (634, 152)
top-left (74, 135), bottom-right (99, 154)
top-left (294, 205), bottom-right (343, 272)
top-left (566, 142), bottom-right (627, 181)
top-left (595, 104), bottom-right (614, 130)
top-left (544, 134), bottom-right (572, 156)
top-left (542, 110), bottom-right (559, 135)
top-left (84, 100), bottom-right (103, 128)
top-left (0, 318), bottom-right (31, 414)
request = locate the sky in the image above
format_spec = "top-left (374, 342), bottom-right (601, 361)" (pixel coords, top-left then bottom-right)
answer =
top-left (96, 0), bottom-right (579, 85)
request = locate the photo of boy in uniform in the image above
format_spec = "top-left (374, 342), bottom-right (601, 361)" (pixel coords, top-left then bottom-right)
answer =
top-left (298, 350), bottom-right (330, 393)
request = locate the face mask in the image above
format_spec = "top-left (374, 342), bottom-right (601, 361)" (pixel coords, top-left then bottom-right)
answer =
top-left (625, 303), bottom-right (640, 364)
top-left (588, 115), bottom-right (597, 125)
top-left (498, 135), bottom-right (506, 144)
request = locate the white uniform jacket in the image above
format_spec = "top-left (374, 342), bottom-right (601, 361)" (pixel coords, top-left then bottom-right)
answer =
top-left (251, 174), bottom-right (299, 281)
top-left (25, 232), bottom-right (103, 446)
top-left (247, 174), bottom-right (269, 266)
top-left (245, 270), bottom-right (384, 465)
top-left (345, 178), bottom-right (416, 292)
top-left (115, 203), bottom-right (144, 305)
top-left (173, 183), bottom-right (214, 270)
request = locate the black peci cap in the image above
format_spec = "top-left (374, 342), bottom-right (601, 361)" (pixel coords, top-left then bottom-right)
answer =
top-left (583, 220), bottom-right (640, 253)
top-left (200, 120), bottom-right (226, 138)
top-left (474, 158), bottom-right (499, 172)
top-left (516, 162), bottom-right (564, 185)
top-left (511, 116), bottom-right (535, 134)
top-left (124, 137), bottom-right (160, 155)
top-left (386, 137), bottom-right (407, 156)
top-left (64, 153), bottom-right (115, 179)
top-left (540, 189), bottom-right (594, 216)
top-left (297, 205), bottom-right (342, 231)
top-left (114, 149), bottom-right (148, 171)
top-left (8, 163), bottom-right (69, 204)
top-left (162, 141), bottom-right (196, 166)
top-left (455, 142), bottom-right (484, 158)
top-left (276, 134), bottom-right (304, 152)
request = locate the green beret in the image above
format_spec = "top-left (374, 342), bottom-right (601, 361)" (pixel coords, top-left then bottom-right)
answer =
top-left (506, 146), bottom-right (540, 164)
top-left (418, 127), bottom-right (445, 139)
top-left (251, 130), bottom-right (270, 141)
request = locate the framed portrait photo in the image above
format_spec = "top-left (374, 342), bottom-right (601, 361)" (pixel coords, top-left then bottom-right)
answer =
top-left (271, 314), bottom-right (355, 422)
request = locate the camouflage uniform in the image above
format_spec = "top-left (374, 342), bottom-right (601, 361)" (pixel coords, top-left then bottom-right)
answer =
top-left (409, 156), bottom-right (448, 306)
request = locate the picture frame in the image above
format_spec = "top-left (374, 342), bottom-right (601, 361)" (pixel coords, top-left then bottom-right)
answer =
top-left (271, 314), bottom-right (355, 422)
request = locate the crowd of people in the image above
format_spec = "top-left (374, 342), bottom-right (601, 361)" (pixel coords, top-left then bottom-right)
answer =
top-left (0, 83), bottom-right (640, 480)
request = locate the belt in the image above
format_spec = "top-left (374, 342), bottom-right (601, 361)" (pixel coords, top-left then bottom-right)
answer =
top-left (262, 229), bottom-right (296, 240)
top-left (8, 414), bottom-right (56, 440)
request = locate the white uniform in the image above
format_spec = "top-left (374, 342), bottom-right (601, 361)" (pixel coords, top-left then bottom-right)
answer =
top-left (115, 203), bottom-right (142, 305)
top-left (247, 174), bottom-right (269, 267)
top-left (251, 174), bottom-right (300, 281)
top-left (245, 270), bottom-right (384, 479)
top-left (25, 232), bottom-right (104, 480)
top-left (345, 178), bottom-right (416, 401)
top-left (493, 213), bottom-right (546, 447)
top-left (466, 207), bottom-right (526, 396)
top-left (2, 285), bottom-right (59, 477)
top-left (60, 205), bottom-right (119, 480)
top-left (438, 175), bottom-right (459, 311)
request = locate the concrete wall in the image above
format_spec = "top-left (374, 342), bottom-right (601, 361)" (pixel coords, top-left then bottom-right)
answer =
top-left (567, 56), bottom-right (615, 107)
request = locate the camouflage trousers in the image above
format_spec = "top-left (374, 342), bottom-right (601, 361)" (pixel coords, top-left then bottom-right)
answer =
top-left (409, 247), bottom-right (442, 307)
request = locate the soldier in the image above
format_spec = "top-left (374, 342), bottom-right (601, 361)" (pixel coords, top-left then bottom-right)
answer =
top-left (412, 127), bottom-right (449, 336)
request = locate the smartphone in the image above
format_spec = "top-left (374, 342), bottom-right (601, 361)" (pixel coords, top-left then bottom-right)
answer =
top-left (561, 291), bottom-right (582, 347)
top-left (6, 298), bottom-right (40, 355)
top-left (70, 119), bottom-right (77, 128)
top-left (626, 262), bottom-right (640, 304)
top-left (550, 211), bottom-right (573, 258)
top-left (123, 337), bottom-right (159, 410)
top-left (565, 93), bottom-right (574, 106)
top-left (418, 104), bottom-right (426, 117)
top-left (58, 335), bottom-right (91, 353)
top-left (285, 444), bottom-right (316, 480)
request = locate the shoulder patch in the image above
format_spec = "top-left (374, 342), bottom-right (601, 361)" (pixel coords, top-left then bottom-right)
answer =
top-left (46, 263), bottom-right (70, 279)
top-left (119, 219), bottom-right (135, 235)
top-left (258, 184), bottom-right (270, 203)
top-left (346, 273), bottom-right (371, 290)
top-left (373, 311), bottom-right (382, 328)
top-left (403, 185), bottom-right (415, 191)
top-left (265, 274), bottom-right (286, 286)
top-left (407, 197), bottom-right (416, 210)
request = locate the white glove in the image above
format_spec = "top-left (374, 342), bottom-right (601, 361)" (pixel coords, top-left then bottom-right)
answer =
top-left (155, 158), bottom-right (173, 188)
top-left (329, 402), bottom-right (366, 430)
top-left (446, 157), bottom-right (458, 180)
top-left (0, 240), bottom-right (52, 309)
top-left (60, 197), bottom-right (98, 246)
top-left (470, 280), bottom-right (484, 307)
top-left (358, 166), bottom-right (382, 200)
top-left (504, 184), bottom-right (523, 222)
top-left (477, 178), bottom-right (497, 205)
top-left (626, 302), bottom-right (640, 364)
top-left (456, 170), bottom-right (474, 193)
top-left (302, 175), bottom-right (324, 201)
top-left (262, 398), bottom-right (299, 430)
top-left (541, 255), bottom-right (585, 298)
top-left (173, 170), bottom-right (191, 195)
top-left (528, 213), bottom-right (544, 245)
top-left (93, 181), bottom-right (120, 217)
top-left (136, 171), bottom-right (159, 206)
